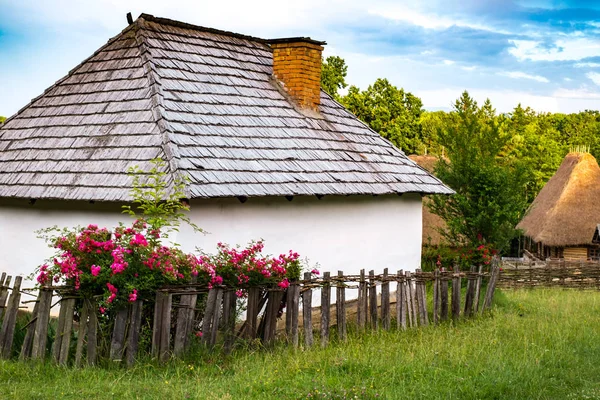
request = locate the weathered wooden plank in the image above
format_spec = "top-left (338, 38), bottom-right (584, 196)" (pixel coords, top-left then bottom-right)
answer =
top-left (87, 300), bottom-right (98, 366)
top-left (202, 288), bottom-right (218, 346)
top-left (174, 287), bottom-right (197, 356)
top-left (452, 264), bottom-right (461, 320)
top-left (482, 258), bottom-right (500, 313)
top-left (405, 271), bottom-right (414, 328)
top-left (336, 271), bottom-right (347, 341)
top-left (464, 266), bottom-right (477, 317)
top-left (152, 291), bottom-right (164, 358)
top-left (474, 265), bottom-right (483, 312)
top-left (440, 268), bottom-right (449, 321)
top-left (58, 298), bottom-right (76, 365)
top-left (209, 288), bottom-right (224, 347)
top-left (51, 297), bottom-right (69, 363)
top-left (397, 270), bottom-right (407, 330)
top-left (31, 287), bottom-right (53, 360)
top-left (158, 292), bottom-right (172, 362)
top-left (263, 290), bottom-right (284, 344)
top-left (224, 291), bottom-right (237, 353)
top-left (0, 276), bottom-right (22, 359)
top-left (109, 307), bottom-right (129, 362)
top-left (0, 274), bottom-right (9, 321)
top-left (415, 269), bottom-right (428, 326)
top-left (381, 268), bottom-right (390, 330)
top-left (369, 270), bottom-right (378, 330)
top-left (302, 272), bottom-right (313, 347)
top-left (74, 300), bottom-right (89, 367)
top-left (246, 287), bottom-right (260, 339)
top-left (433, 269), bottom-right (439, 325)
top-left (126, 300), bottom-right (143, 367)
top-left (290, 282), bottom-right (300, 347)
top-left (20, 299), bottom-right (40, 361)
top-left (285, 285), bottom-right (293, 338)
top-left (357, 269), bottom-right (366, 329)
top-left (321, 272), bottom-right (331, 347)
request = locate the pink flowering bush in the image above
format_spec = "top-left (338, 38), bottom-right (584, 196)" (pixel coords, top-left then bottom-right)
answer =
top-left (35, 222), bottom-right (303, 311)
top-left (33, 158), bottom-right (305, 313)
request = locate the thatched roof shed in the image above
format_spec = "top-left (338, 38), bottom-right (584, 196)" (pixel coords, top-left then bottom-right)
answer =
top-left (517, 152), bottom-right (600, 247)
top-left (409, 155), bottom-right (448, 246)
top-left (0, 13), bottom-right (451, 202)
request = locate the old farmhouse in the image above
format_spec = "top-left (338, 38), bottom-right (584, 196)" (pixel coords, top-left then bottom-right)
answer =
top-left (518, 152), bottom-right (600, 261)
top-left (0, 14), bottom-right (452, 282)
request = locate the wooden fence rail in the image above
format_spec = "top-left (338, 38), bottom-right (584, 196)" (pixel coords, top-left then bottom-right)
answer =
top-left (0, 261), bottom-right (501, 367)
top-left (498, 259), bottom-right (600, 289)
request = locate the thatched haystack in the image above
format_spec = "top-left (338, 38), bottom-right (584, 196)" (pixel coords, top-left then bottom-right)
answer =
top-left (517, 152), bottom-right (600, 260)
top-left (409, 155), bottom-right (448, 246)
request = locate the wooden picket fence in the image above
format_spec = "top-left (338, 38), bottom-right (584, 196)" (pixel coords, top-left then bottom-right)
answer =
top-left (498, 259), bottom-right (600, 289)
top-left (0, 261), bottom-right (501, 367)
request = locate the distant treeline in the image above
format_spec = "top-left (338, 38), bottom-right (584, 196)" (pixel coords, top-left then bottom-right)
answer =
top-left (321, 56), bottom-right (600, 203)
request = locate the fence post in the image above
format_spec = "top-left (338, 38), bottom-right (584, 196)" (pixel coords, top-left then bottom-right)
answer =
top-left (153, 291), bottom-right (172, 362)
top-left (452, 264), bottom-right (461, 320)
top-left (202, 288), bottom-right (218, 347)
top-left (302, 272), bottom-right (313, 347)
top-left (246, 287), bottom-right (260, 339)
top-left (321, 272), bottom-right (331, 347)
top-left (381, 268), bottom-right (390, 330)
top-left (20, 299), bottom-right (40, 361)
top-left (405, 271), bottom-right (415, 327)
top-left (210, 288), bottom-right (224, 347)
top-left (336, 271), bottom-right (347, 341)
top-left (0, 276), bottom-right (22, 359)
top-left (357, 269), bottom-right (367, 329)
top-left (31, 287), bottom-right (53, 361)
top-left (396, 270), bottom-right (407, 330)
top-left (440, 268), bottom-right (449, 321)
top-left (369, 270), bottom-right (378, 330)
top-left (74, 300), bottom-right (89, 367)
top-left (174, 285), bottom-right (198, 357)
top-left (87, 300), bottom-right (98, 366)
top-left (0, 274), bottom-right (10, 321)
top-left (126, 299), bottom-right (144, 367)
top-left (464, 266), bottom-right (477, 317)
top-left (482, 258), bottom-right (501, 313)
top-left (109, 307), bottom-right (129, 362)
top-left (415, 269), bottom-right (428, 326)
top-left (474, 265), bottom-right (483, 312)
top-left (433, 269), bottom-right (440, 324)
top-left (290, 281), bottom-right (300, 347)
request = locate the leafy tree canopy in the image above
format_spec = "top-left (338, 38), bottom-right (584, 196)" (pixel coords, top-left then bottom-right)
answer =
top-left (320, 56), bottom-right (348, 101)
top-left (0, 116), bottom-right (5, 124)
top-left (430, 92), bottom-right (529, 252)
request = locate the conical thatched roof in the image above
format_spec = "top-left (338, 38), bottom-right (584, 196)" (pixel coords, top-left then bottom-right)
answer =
top-left (0, 13), bottom-right (452, 202)
top-left (409, 155), bottom-right (448, 246)
top-left (517, 152), bottom-right (600, 247)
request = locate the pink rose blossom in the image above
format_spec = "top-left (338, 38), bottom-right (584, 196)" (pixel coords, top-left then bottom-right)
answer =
top-left (91, 265), bottom-right (101, 277)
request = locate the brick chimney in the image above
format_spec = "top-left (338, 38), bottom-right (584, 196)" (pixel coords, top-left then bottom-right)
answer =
top-left (269, 37), bottom-right (326, 111)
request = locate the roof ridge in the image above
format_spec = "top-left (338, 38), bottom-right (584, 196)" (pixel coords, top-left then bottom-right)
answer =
top-left (134, 18), bottom-right (186, 196)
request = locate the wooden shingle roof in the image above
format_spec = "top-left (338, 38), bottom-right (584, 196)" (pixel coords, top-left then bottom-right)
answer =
top-left (0, 14), bottom-right (453, 201)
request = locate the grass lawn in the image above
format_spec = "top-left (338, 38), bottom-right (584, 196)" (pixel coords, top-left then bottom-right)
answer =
top-left (2, 289), bottom-right (600, 399)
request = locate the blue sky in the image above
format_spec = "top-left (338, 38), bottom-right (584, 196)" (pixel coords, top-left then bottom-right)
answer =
top-left (1, 0), bottom-right (599, 115)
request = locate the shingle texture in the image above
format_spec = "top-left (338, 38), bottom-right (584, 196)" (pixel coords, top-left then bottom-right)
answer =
top-left (0, 14), bottom-right (453, 201)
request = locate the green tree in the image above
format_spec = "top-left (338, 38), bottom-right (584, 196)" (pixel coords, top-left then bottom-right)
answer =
top-left (320, 56), bottom-right (348, 101)
top-left (0, 116), bottom-right (5, 124)
top-left (342, 78), bottom-right (424, 154)
top-left (430, 92), bottom-right (528, 252)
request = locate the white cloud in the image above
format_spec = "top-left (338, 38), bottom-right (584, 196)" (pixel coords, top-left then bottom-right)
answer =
top-left (510, 38), bottom-right (600, 62)
top-left (461, 66), bottom-right (477, 71)
top-left (553, 87), bottom-right (600, 99)
top-left (586, 72), bottom-right (600, 86)
top-left (367, 4), bottom-right (510, 34)
top-left (499, 71), bottom-right (549, 83)
top-left (576, 62), bottom-right (600, 68)
top-left (442, 60), bottom-right (455, 65)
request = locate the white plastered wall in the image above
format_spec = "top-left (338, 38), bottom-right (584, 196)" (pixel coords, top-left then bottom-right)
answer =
top-left (0, 194), bottom-right (423, 292)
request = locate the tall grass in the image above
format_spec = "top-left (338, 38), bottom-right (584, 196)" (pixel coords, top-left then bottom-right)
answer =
top-left (2, 289), bottom-right (600, 399)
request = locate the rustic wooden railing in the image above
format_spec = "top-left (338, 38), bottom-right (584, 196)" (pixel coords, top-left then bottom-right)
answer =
top-left (0, 262), bottom-right (501, 367)
top-left (498, 259), bottom-right (600, 289)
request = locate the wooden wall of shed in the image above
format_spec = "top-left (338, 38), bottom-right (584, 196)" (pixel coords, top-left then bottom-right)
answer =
top-left (563, 247), bottom-right (588, 261)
